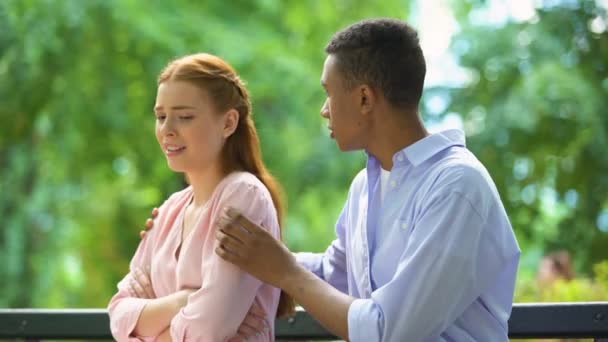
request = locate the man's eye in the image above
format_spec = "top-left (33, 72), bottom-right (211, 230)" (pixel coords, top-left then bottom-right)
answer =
top-left (180, 116), bottom-right (194, 120)
top-left (156, 114), bottom-right (166, 120)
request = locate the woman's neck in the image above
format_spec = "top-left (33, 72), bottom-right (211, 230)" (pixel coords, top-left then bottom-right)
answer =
top-left (185, 163), bottom-right (226, 208)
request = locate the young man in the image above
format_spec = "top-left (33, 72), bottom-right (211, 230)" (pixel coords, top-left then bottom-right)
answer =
top-left (215, 18), bottom-right (520, 341)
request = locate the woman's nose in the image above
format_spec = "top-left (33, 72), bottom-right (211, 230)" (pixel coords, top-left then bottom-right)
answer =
top-left (160, 118), bottom-right (176, 137)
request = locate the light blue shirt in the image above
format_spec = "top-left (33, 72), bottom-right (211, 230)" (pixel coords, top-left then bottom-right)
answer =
top-left (297, 129), bottom-right (521, 341)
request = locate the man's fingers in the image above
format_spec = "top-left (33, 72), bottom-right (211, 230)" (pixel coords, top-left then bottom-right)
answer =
top-left (216, 227), bottom-right (246, 247)
top-left (141, 207), bottom-right (159, 238)
top-left (139, 208), bottom-right (159, 238)
top-left (217, 217), bottom-right (252, 244)
top-left (216, 236), bottom-right (244, 257)
top-left (225, 207), bottom-right (260, 233)
top-left (215, 245), bottom-right (243, 265)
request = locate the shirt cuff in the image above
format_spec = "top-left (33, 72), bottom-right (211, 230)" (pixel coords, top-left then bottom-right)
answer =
top-left (170, 309), bottom-right (192, 342)
top-left (348, 298), bottom-right (383, 342)
top-left (109, 297), bottom-right (151, 342)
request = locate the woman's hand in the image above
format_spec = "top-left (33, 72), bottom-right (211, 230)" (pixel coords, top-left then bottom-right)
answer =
top-left (127, 267), bottom-right (155, 299)
top-left (228, 301), bottom-right (269, 341)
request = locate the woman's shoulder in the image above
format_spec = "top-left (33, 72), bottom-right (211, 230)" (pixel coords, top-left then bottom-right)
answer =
top-left (223, 171), bottom-right (266, 191)
top-left (142, 187), bottom-right (192, 242)
top-left (154, 186), bottom-right (192, 222)
top-left (212, 172), bottom-right (279, 232)
top-left (217, 172), bottom-right (272, 202)
top-left (164, 186), bottom-right (193, 207)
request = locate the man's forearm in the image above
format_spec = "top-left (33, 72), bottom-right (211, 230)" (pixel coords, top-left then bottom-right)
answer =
top-left (133, 291), bottom-right (188, 337)
top-left (282, 265), bottom-right (354, 340)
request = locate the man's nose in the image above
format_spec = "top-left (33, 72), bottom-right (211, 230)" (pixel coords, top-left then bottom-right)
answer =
top-left (320, 99), bottom-right (329, 119)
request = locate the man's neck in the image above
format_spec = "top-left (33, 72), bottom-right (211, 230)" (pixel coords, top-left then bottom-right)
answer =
top-left (366, 110), bottom-right (429, 171)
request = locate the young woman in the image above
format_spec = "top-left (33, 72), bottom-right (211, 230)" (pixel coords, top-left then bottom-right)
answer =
top-left (108, 53), bottom-right (293, 341)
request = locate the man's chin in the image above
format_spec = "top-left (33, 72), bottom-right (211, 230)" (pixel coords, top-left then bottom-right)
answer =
top-left (336, 142), bottom-right (361, 152)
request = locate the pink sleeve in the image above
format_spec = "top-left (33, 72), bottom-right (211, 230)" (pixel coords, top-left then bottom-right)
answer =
top-left (170, 180), bottom-right (280, 341)
top-left (107, 195), bottom-right (177, 342)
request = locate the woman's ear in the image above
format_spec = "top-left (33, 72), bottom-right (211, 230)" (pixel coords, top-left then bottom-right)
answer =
top-left (223, 109), bottom-right (239, 138)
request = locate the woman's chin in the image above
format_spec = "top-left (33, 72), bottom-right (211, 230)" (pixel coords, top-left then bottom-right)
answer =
top-left (166, 162), bottom-right (187, 173)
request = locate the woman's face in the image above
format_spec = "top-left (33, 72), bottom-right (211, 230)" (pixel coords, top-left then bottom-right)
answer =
top-left (154, 80), bottom-right (228, 175)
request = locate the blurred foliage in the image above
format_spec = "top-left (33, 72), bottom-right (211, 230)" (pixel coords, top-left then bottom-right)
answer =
top-left (0, 0), bottom-right (607, 310)
top-left (516, 260), bottom-right (608, 302)
top-left (433, 0), bottom-right (608, 279)
top-left (0, 0), bottom-right (407, 307)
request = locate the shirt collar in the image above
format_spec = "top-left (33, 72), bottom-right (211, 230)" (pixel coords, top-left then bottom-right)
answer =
top-left (403, 129), bottom-right (466, 166)
top-left (366, 129), bottom-right (466, 168)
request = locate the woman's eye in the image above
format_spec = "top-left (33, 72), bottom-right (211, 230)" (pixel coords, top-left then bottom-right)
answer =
top-left (180, 116), bottom-right (194, 121)
top-left (156, 114), bottom-right (166, 121)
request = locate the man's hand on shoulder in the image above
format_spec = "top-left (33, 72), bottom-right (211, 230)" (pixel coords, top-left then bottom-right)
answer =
top-left (140, 207), bottom-right (159, 238)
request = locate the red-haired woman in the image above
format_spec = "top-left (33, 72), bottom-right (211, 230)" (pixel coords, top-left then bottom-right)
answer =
top-left (108, 53), bottom-right (293, 342)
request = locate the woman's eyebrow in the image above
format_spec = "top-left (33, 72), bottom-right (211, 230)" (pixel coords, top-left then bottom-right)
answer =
top-left (154, 105), bottom-right (197, 111)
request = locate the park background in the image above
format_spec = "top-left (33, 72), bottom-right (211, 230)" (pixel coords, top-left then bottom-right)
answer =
top-left (1, 0), bottom-right (607, 321)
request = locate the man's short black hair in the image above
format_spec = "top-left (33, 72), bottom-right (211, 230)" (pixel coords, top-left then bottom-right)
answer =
top-left (325, 18), bottom-right (426, 111)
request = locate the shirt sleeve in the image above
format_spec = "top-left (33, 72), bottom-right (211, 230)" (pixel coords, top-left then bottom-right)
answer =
top-left (107, 196), bottom-right (175, 342)
top-left (295, 201), bottom-right (349, 293)
top-left (170, 180), bottom-right (280, 342)
top-left (348, 189), bottom-right (518, 342)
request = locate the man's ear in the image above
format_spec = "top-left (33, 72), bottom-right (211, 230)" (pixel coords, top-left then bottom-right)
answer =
top-left (359, 84), bottom-right (375, 115)
top-left (223, 109), bottom-right (239, 138)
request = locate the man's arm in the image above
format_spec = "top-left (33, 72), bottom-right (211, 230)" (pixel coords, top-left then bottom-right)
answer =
top-left (217, 186), bottom-right (518, 341)
top-left (216, 208), bottom-right (354, 340)
top-left (283, 264), bottom-right (354, 339)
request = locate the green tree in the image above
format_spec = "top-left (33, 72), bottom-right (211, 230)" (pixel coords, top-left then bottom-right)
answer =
top-left (0, 0), bottom-right (411, 308)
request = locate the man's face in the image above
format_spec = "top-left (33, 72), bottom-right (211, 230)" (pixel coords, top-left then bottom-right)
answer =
top-left (320, 55), bottom-right (368, 151)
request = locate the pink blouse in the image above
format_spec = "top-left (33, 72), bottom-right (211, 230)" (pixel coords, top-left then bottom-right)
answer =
top-left (108, 172), bottom-right (281, 341)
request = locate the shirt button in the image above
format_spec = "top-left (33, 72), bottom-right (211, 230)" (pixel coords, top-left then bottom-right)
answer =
top-left (390, 180), bottom-right (397, 188)
top-left (397, 155), bottom-right (404, 162)
top-left (401, 223), bottom-right (408, 230)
